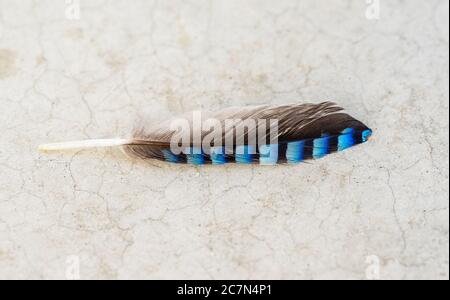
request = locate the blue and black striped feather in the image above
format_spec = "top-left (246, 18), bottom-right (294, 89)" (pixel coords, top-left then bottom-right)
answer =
top-left (123, 102), bottom-right (372, 165)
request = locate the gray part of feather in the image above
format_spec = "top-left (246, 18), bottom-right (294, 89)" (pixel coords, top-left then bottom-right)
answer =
top-left (131, 102), bottom-right (342, 142)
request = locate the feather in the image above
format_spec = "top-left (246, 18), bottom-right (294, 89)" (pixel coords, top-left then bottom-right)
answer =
top-left (38, 102), bottom-right (372, 165)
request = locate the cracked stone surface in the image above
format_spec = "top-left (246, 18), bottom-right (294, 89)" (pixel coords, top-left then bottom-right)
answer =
top-left (0, 0), bottom-right (448, 280)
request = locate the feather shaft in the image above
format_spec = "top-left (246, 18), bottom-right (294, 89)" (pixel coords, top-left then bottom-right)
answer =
top-left (38, 139), bottom-right (132, 152)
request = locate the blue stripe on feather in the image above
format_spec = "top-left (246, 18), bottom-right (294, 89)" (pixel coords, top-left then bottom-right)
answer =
top-left (313, 134), bottom-right (330, 159)
top-left (286, 141), bottom-right (305, 163)
top-left (338, 128), bottom-right (355, 151)
top-left (162, 129), bottom-right (370, 165)
top-left (362, 129), bottom-right (372, 142)
top-left (235, 145), bottom-right (255, 164)
top-left (162, 149), bottom-right (179, 163)
top-left (210, 146), bottom-right (226, 165)
top-left (259, 144), bottom-right (278, 165)
top-left (184, 147), bottom-right (205, 165)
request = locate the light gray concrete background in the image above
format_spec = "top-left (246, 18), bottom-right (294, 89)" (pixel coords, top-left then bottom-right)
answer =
top-left (0, 0), bottom-right (448, 280)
